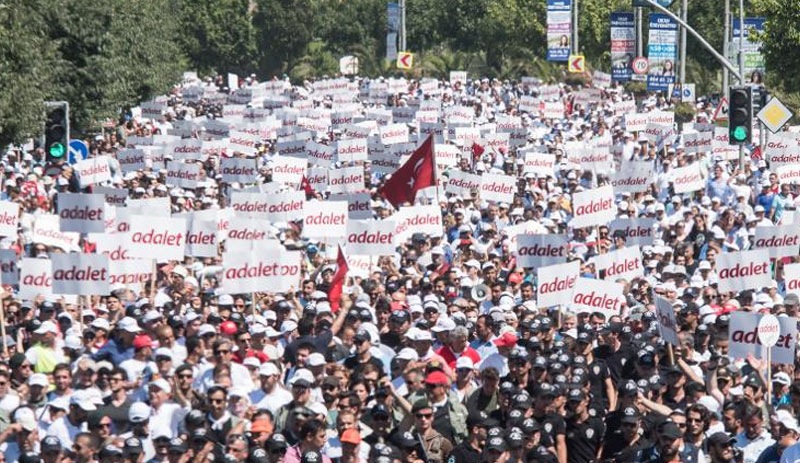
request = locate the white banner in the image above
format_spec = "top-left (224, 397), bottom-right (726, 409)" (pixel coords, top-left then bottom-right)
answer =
top-left (570, 277), bottom-right (625, 319)
top-left (127, 216), bottom-right (187, 261)
top-left (393, 205), bottom-right (442, 243)
top-left (166, 161), bottom-right (200, 189)
top-left (228, 130), bottom-right (260, 156)
top-left (108, 259), bottom-right (151, 292)
top-left (330, 193), bottom-right (372, 220)
top-left (167, 138), bottom-right (203, 161)
top-left (523, 152), bottom-right (556, 178)
top-left (75, 156), bottom-right (112, 187)
top-left (0, 249), bottom-right (18, 285)
top-left (783, 263), bottom-right (800, 295)
top-left (595, 245), bottom-right (643, 282)
top-left (608, 218), bottom-right (656, 246)
top-left (336, 138), bottom-right (368, 163)
top-left (776, 164), bottom-right (800, 185)
top-left (97, 234), bottom-right (132, 261)
top-left (264, 191), bottom-right (305, 223)
top-left (303, 200), bottom-right (348, 239)
top-left (33, 214), bottom-right (79, 252)
top-left (51, 253), bottom-right (109, 295)
top-left (328, 166), bottom-right (365, 194)
top-left (570, 185), bottom-right (616, 229)
top-left (226, 218), bottom-right (272, 242)
top-left (754, 225), bottom-right (800, 259)
top-left (515, 234), bottom-right (569, 268)
top-left (537, 261), bottom-right (579, 308)
top-left (670, 163), bottom-right (705, 194)
top-left (345, 220), bottom-right (396, 255)
top-left (479, 173), bottom-right (516, 204)
top-left (306, 141), bottom-right (335, 167)
top-left (380, 123), bottom-right (408, 145)
top-left (729, 311), bottom-right (796, 365)
top-left (222, 244), bottom-right (302, 293)
top-left (19, 258), bottom-right (52, 300)
top-left (0, 201), bottom-right (19, 237)
top-left (655, 295), bottom-right (680, 346)
top-left (185, 215), bottom-right (218, 258)
top-left (94, 187), bottom-right (128, 207)
top-left (116, 149), bottom-right (147, 173)
top-left (271, 156), bottom-right (306, 185)
top-left (230, 192), bottom-right (269, 218)
top-left (220, 158), bottom-right (258, 184)
top-left (682, 132), bottom-right (713, 154)
top-left (58, 193), bottom-right (105, 233)
top-left (611, 161), bottom-right (653, 194)
top-left (715, 249), bottom-right (772, 293)
top-left (624, 113), bottom-right (649, 132)
top-left (445, 170), bottom-right (481, 196)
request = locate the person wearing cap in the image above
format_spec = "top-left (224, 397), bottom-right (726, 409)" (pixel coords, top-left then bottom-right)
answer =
top-left (119, 333), bottom-right (155, 387)
top-left (1, 407), bottom-right (38, 462)
top-left (421, 370), bottom-right (467, 444)
top-left (343, 329), bottom-right (385, 381)
top-left (565, 389), bottom-right (604, 463)
top-left (250, 362), bottom-right (292, 417)
top-left (407, 399), bottom-right (453, 463)
top-left (531, 382), bottom-right (566, 463)
top-left (573, 330), bottom-right (617, 412)
top-left (482, 435), bottom-right (508, 463)
top-left (602, 406), bottom-right (650, 462)
top-left (633, 420), bottom-right (698, 463)
top-left (448, 410), bottom-right (494, 463)
top-left (25, 320), bottom-right (63, 374)
top-left (91, 316), bottom-right (140, 365)
top-left (46, 391), bottom-right (97, 449)
top-left (194, 338), bottom-right (255, 394)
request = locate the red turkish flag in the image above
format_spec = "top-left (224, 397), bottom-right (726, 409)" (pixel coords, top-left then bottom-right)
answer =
top-left (327, 244), bottom-right (349, 313)
top-left (299, 175), bottom-right (316, 199)
top-left (378, 134), bottom-right (436, 207)
top-left (471, 142), bottom-right (485, 160)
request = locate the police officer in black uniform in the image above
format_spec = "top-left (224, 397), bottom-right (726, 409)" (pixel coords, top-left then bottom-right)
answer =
top-left (565, 389), bottom-right (605, 463)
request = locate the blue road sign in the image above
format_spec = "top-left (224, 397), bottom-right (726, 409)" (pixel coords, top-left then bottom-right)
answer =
top-left (68, 139), bottom-right (89, 164)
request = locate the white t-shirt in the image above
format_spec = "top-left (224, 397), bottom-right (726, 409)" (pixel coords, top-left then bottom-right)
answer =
top-left (47, 415), bottom-right (87, 449)
top-left (250, 386), bottom-right (293, 416)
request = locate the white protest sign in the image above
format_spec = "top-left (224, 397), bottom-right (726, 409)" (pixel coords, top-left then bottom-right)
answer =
top-left (611, 161), bottom-right (653, 194)
top-left (57, 193), bottom-right (105, 233)
top-left (220, 158), bottom-right (258, 184)
top-left (682, 131), bottom-right (713, 154)
top-left (595, 246), bottom-right (643, 282)
top-left (75, 156), bottom-right (112, 187)
top-left (392, 205), bottom-right (442, 243)
top-left (0, 250), bottom-right (18, 285)
top-left (446, 170), bottom-right (481, 196)
top-left (222, 244), bottom-right (302, 294)
top-left (166, 161), bottom-right (201, 189)
top-left (609, 218), bottom-right (657, 246)
top-left (758, 314), bottom-right (781, 347)
top-left (570, 185), bottom-right (615, 229)
top-left (380, 123), bottom-right (408, 145)
top-left (306, 141), bottom-right (335, 167)
top-left (777, 164), bottom-right (800, 185)
top-left (108, 259), bottom-right (151, 292)
top-left (655, 295), bottom-right (680, 346)
top-left (783, 263), bottom-right (800, 295)
top-left (345, 220), bottom-right (396, 255)
top-left (19, 258), bottom-right (52, 300)
top-left (537, 261), bottom-right (579, 308)
top-left (729, 311), bottom-right (796, 365)
top-left (711, 128), bottom-right (739, 161)
top-left (624, 113), bottom-right (649, 132)
top-left (754, 225), bottom-right (800, 259)
top-left (94, 187), bottom-right (128, 207)
top-left (185, 215), bottom-right (219, 258)
top-left (330, 193), bottom-right (372, 220)
top-left (33, 214), bottom-right (79, 252)
top-left (0, 201), bottom-right (19, 237)
top-left (226, 218), bottom-right (272, 242)
top-left (271, 156), bottom-right (307, 185)
top-left (328, 166), bottom-right (365, 194)
top-left (449, 71), bottom-right (467, 85)
top-left (127, 216), bottom-right (187, 261)
top-left (336, 138), bottom-right (368, 163)
top-left (51, 253), bottom-right (109, 295)
top-left (228, 130), bottom-right (260, 156)
top-left (434, 144), bottom-right (460, 168)
top-left (264, 191), bottom-right (305, 223)
top-left (303, 200), bottom-right (347, 239)
top-left (479, 173), bottom-right (516, 204)
top-left (230, 192), bottom-right (269, 218)
top-left (670, 163), bottom-right (705, 193)
top-left (168, 138), bottom-right (204, 161)
top-left (116, 149), bottom-right (147, 173)
top-left (514, 234), bottom-right (569, 268)
top-left (96, 234), bottom-right (133, 261)
top-left (523, 152), bottom-right (556, 178)
top-left (542, 102), bottom-right (564, 119)
top-left (570, 278), bottom-right (625, 319)
top-left (715, 249), bottom-right (772, 293)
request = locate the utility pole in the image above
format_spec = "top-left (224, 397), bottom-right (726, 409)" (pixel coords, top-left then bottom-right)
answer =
top-left (399, 0), bottom-right (406, 51)
top-left (737, 0), bottom-right (745, 169)
top-left (723, 0), bottom-right (730, 92)
top-left (679, 0), bottom-right (687, 83)
top-left (573, 0), bottom-right (579, 54)
top-left (636, 7), bottom-right (643, 56)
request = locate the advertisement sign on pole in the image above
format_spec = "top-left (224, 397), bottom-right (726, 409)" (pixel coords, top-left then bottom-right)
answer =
top-left (647, 14), bottom-right (678, 92)
top-left (546, 0), bottom-right (572, 62)
top-left (610, 12), bottom-right (635, 82)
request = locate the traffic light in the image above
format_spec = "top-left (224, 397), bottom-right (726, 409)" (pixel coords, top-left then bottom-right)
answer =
top-left (44, 102), bottom-right (69, 162)
top-left (728, 86), bottom-right (752, 145)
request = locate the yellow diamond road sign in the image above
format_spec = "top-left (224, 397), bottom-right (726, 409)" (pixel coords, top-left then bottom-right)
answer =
top-left (757, 97), bottom-right (793, 134)
top-left (568, 55), bottom-right (585, 73)
top-left (397, 52), bottom-right (413, 70)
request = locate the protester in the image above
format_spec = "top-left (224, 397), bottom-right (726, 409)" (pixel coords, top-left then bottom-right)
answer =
top-left (0, 70), bottom-right (795, 463)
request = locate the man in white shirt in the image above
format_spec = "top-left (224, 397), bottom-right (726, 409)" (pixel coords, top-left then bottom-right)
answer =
top-left (194, 339), bottom-right (255, 394)
top-left (119, 334), bottom-right (157, 387)
top-left (47, 392), bottom-right (96, 449)
top-left (735, 404), bottom-right (775, 463)
top-left (146, 379), bottom-right (185, 438)
top-left (250, 362), bottom-right (292, 416)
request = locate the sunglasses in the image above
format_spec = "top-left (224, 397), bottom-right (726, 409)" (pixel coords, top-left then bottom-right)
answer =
top-left (415, 413), bottom-right (433, 419)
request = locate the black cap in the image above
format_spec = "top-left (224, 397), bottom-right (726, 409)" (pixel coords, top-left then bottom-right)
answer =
top-left (371, 404), bottom-right (390, 418)
top-left (41, 436), bottom-right (61, 452)
top-left (707, 432), bottom-right (736, 448)
top-left (123, 437), bottom-right (143, 456)
top-left (567, 389), bottom-right (586, 402)
top-left (18, 453), bottom-right (41, 463)
top-left (185, 409), bottom-right (205, 428)
top-left (659, 422), bottom-right (684, 440)
top-left (485, 436), bottom-right (507, 452)
top-left (620, 380), bottom-right (639, 396)
top-left (391, 431), bottom-right (419, 449)
top-left (191, 428), bottom-right (210, 443)
top-left (621, 407), bottom-right (641, 423)
top-left (98, 445), bottom-right (124, 458)
top-left (513, 393), bottom-right (533, 409)
top-left (522, 418), bottom-right (541, 434)
top-left (168, 438), bottom-right (188, 453)
top-left (535, 383), bottom-right (556, 397)
top-left (267, 433), bottom-right (289, 450)
top-left (249, 448), bottom-right (270, 463)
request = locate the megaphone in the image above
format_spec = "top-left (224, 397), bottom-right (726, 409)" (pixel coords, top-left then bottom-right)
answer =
top-left (471, 284), bottom-right (490, 301)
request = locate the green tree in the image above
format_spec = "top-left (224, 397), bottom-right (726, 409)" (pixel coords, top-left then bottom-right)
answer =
top-left (175, 0), bottom-right (258, 76)
top-left (43, 0), bottom-right (185, 131)
top-left (0, 1), bottom-right (60, 147)
top-left (254, 0), bottom-right (316, 75)
top-left (478, 0), bottom-right (547, 70)
top-left (753, 0), bottom-right (800, 114)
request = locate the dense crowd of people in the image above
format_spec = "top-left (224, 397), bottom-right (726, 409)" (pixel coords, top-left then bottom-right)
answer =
top-left (0, 70), bottom-right (797, 463)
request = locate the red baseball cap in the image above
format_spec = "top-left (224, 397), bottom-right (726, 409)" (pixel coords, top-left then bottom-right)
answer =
top-left (493, 332), bottom-right (518, 348)
top-left (133, 334), bottom-right (153, 350)
top-left (424, 371), bottom-right (450, 386)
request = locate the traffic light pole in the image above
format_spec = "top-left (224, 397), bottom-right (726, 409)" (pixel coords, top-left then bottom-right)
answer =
top-left (737, 0), bottom-right (745, 169)
top-left (638, 0), bottom-right (742, 83)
